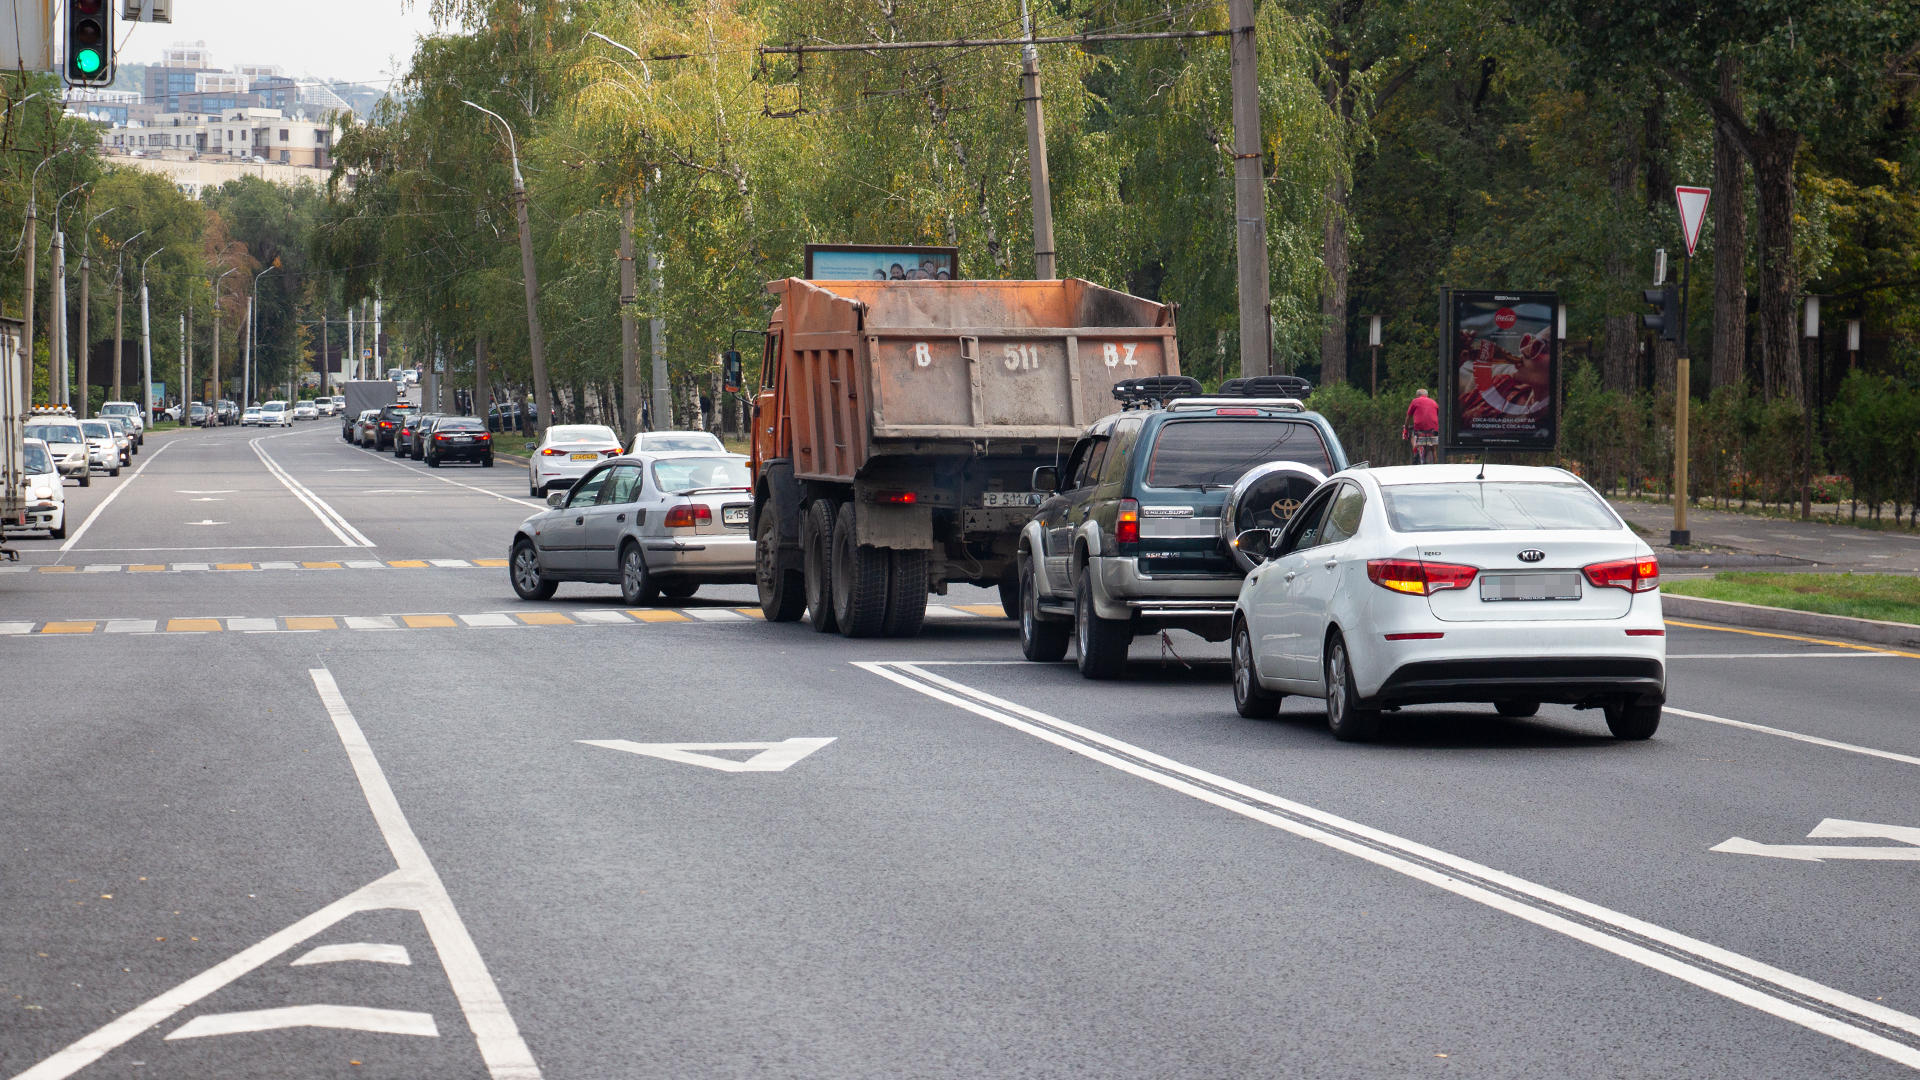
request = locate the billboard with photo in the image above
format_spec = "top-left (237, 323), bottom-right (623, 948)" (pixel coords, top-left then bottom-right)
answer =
top-left (804, 244), bottom-right (959, 282)
top-left (1439, 288), bottom-right (1559, 453)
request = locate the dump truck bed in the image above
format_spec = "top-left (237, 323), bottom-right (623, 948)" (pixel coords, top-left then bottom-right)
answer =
top-left (768, 277), bottom-right (1178, 482)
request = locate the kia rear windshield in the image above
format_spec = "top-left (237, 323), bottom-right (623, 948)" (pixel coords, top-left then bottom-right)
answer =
top-left (1381, 482), bottom-right (1621, 532)
top-left (1145, 420), bottom-right (1331, 489)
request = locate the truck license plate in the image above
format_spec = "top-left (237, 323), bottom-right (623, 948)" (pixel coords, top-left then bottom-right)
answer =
top-left (723, 506), bottom-right (749, 527)
top-left (1480, 573), bottom-right (1581, 602)
top-left (982, 492), bottom-right (1045, 508)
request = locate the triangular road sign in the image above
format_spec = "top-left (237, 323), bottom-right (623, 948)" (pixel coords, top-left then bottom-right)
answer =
top-left (1675, 186), bottom-right (1711, 256)
top-left (579, 737), bottom-right (834, 772)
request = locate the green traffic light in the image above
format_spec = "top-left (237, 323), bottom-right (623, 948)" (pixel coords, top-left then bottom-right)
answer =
top-left (75, 48), bottom-right (103, 75)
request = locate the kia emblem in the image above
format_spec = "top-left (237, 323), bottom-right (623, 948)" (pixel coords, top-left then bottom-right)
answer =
top-left (1518, 548), bottom-right (1546, 563)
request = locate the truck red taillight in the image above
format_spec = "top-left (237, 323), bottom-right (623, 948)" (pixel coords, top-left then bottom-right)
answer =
top-left (1366, 559), bottom-right (1478, 596)
top-left (663, 504), bottom-right (712, 528)
top-left (1116, 499), bottom-right (1139, 545)
top-left (874, 490), bottom-right (916, 505)
top-left (1584, 556), bottom-right (1660, 593)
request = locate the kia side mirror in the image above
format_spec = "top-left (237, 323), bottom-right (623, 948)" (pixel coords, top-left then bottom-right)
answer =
top-left (546, 491), bottom-right (567, 509)
top-left (721, 350), bottom-right (744, 393)
top-left (1235, 528), bottom-right (1277, 565)
top-left (1032, 465), bottom-right (1059, 493)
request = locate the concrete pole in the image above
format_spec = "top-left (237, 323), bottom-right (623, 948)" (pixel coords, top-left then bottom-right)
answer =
top-left (140, 282), bottom-right (152, 423)
top-left (211, 285), bottom-right (220, 411)
top-left (373, 294), bottom-right (382, 374)
top-left (620, 197), bottom-right (639, 441)
top-left (1019, 0), bottom-right (1057, 280)
top-left (78, 252), bottom-right (90, 417)
top-left (647, 192), bottom-right (668, 430)
top-left (243, 295), bottom-right (253, 407)
top-left (475, 329), bottom-right (488, 423)
top-left (21, 200), bottom-right (34, 407)
top-left (179, 312), bottom-right (186, 422)
top-left (112, 262), bottom-right (122, 403)
top-left (514, 184), bottom-right (552, 435)
top-left (1228, 0), bottom-right (1272, 378)
top-left (346, 305), bottom-right (355, 382)
top-left (52, 230), bottom-right (67, 404)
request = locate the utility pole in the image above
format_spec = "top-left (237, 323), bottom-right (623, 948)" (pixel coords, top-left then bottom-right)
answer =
top-left (112, 230), bottom-right (145, 406)
top-left (620, 197), bottom-right (639, 440)
top-left (474, 329), bottom-right (487, 423)
top-left (465, 100), bottom-right (552, 436)
top-left (212, 268), bottom-right (235, 417)
top-left (1228, 0), bottom-right (1271, 378)
top-left (1018, 0), bottom-right (1057, 280)
top-left (373, 293), bottom-right (382, 375)
top-left (21, 199), bottom-right (35, 407)
top-left (52, 228), bottom-right (67, 404)
top-left (76, 206), bottom-right (116, 419)
top-left (179, 312), bottom-right (186, 423)
top-left (243, 295), bottom-right (253, 406)
top-left (346, 303), bottom-right (355, 382)
top-left (140, 250), bottom-right (158, 426)
top-left (649, 238), bottom-right (668, 430)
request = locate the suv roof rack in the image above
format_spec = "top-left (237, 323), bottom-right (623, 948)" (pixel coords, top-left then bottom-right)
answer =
top-left (1164, 396), bottom-right (1307, 413)
top-left (1220, 374), bottom-right (1315, 398)
top-left (1112, 375), bottom-right (1203, 409)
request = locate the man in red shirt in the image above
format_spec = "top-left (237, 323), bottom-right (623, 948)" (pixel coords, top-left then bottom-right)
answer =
top-left (1403, 389), bottom-right (1439, 464)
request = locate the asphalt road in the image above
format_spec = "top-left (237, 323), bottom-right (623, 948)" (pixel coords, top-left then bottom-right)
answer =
top-left (5, 422), bottom-right (1918, 1079)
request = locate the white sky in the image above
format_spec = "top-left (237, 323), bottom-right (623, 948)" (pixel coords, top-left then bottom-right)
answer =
top-left (115, 0), bottom-right (445, 88)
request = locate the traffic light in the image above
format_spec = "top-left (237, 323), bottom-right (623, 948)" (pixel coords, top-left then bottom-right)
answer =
top-left (1642, 285), bottom-right (1679, 344)
top-left (65, 0), bottom-right (113, 86)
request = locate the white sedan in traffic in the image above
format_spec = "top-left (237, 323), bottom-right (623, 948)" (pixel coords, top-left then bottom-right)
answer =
top-left (527, 424), bottom-right (625, 497)
top-left (258, 401), bottom-right (293, 427)
top-left (293, 401), bottom-right (319, 420)
top-left (1229, 464), bottom-right (1665, 742)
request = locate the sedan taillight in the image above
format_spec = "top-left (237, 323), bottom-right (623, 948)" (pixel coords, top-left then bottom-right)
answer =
top-left (1584, 556), bottom-right (1660, 593)
top-left (541, 447), bottom-right (566, 456)
top-left (1367, 559), bottom-right (1478, 596)
top-left (663, 504), bottom-right (713, 529)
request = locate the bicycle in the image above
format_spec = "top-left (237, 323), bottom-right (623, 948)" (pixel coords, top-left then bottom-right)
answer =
top-left (1406, 429), bottom-right (1438, 465)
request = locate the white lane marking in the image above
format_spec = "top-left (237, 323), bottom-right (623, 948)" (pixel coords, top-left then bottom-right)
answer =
top-left (66, 546), bottom-right (356, 553)
top-left (0, 623), bottom-right (33, 635)
top-left (82, 564), bottom-right (117, 573)
top-left (1666, 707), bottom-right (1920, 769)
top-left (184, 520), bottom-right (228, 526)
top-left (345, 616), bottom-right (397, 630)
top-left (346, 560), bottom-right (387, 569)
top-left (579, 738), bottom-right (835, 773)
top-left (250, 433), bottom-right (374, 547)
top-left (923, 606), bottom-right (968, 619)
top-left (58, 440), bottom-right (175, 555)
top-left (257, 560), bottom-right (297, 570)
top-left (175, 489), bottom-right (237, 494)
top-left (309, 668), bottom-right (540, 1078)
top-left (355, 443), bottom-right (544, 509)
top-left (569, 610), bottom-right (631, 624)
top-left (684, 608), bottom-right (747, 622)
top-left (104, 620), bottom-right (157, 634)
top-left (429, 559), bottom-right (471, 568)
top-left (1669, 651), bottom-right (1895, 659)
top-left (226, 618), bottom-right (277, 632)
top-left (1714, 819), bottom-right (1920, 862)
top-left (459, 613), bottom-right (516, 628)
top-left (166, 1005), bottom-right (437, 1040)
top-left (291, 943), bottom-right (412, 967)
top-left (858, 661), bottom-right (1920, 1071)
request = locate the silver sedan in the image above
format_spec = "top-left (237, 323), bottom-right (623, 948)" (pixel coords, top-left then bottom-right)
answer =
top-left (509, 452), bottom-right (755, 603)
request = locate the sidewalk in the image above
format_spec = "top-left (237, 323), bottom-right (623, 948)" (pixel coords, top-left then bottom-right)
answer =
top-left (1609, 498), bottom-right (1920, 574)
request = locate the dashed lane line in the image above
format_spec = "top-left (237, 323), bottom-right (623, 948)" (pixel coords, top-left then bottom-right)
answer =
top-left (0, 606), bottom-right (1009, 636)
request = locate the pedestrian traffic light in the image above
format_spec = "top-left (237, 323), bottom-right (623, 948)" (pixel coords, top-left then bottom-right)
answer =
top-left (65, 0), bottom-right (113, 86)
top-left (1642, 285), bottom-right (1679, 344)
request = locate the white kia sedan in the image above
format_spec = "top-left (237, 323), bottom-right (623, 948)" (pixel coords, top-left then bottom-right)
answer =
top-left (259, 401), bottom-right (293, 427)
top-left (527, 424), bottom-right (624, 497)
top-left (1229, 464), bottom-right (1665, 742)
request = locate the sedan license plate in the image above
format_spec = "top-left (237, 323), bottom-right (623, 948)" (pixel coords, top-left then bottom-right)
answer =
top-left (451, 435), bottom-right (472, 442)
top-left (1480, 572), bottom-right (1581, 602)
top-left (723, 506), bottom-right (750, 527)
top-left (569, 452), bottom-right (597, 461)
top-left (982, 491), bottom-right (1045, 508)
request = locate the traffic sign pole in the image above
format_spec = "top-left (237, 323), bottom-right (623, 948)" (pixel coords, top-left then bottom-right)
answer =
top-left (1670, 186), bottom-right (1710, 548)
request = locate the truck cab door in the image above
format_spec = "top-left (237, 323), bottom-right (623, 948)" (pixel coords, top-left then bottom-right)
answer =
top-left (750, 332), bottom-right (782, 472)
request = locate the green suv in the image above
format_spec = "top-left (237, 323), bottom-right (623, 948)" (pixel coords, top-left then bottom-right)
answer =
top-left (1017, 376), bottom-right (1348, 678)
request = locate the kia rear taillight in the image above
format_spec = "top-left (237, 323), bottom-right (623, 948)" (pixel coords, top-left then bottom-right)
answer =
top-left (1116, 499), bottom-right (1139, 545)
top-left (541, 447), bottom-right (565, 456)
top-left (1366, 559), bottom-right (1478, 596)
top-left (602, 448), bottom-right (621, 457)
top-left (1584, 556), bottom-right (1660, 593)
top-left (663, 504), bottom-right (713, 529)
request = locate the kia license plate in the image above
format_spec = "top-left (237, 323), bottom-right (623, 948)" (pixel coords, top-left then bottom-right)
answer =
top-left (569, 452), bottom-right (596, 461)
top-left (1480, 572), bottom-right (1581, 602)
top-left (982, 491), bottom-right (1045, 508)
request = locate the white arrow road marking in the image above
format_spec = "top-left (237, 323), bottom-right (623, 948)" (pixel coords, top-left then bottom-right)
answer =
top-left (167, 1005), bottom-right (437, 1040)
top-left (579, 737), bottom-right (834, 773)
top-left (10, 671), bottom-right (540, 1080)
top-left (857, 661), bottom-right (1920, 1072)
top-left (1713, 819), bottom-right (1920, 862)
top-left (291, 943), bottom-right (412, 966)
top-left (185, 520), bottom-right (228, 526)
top-left (175, 489), bottom-right (237, 494)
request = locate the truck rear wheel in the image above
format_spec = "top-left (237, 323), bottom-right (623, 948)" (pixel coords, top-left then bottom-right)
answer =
top-left (756, 513), bottom-right (806, 622)
top-left (882, 549), bottom-right (928, 637)
top-left (803, 499), bottom-right (838, 633)
top-left (831, 503), bottom-right (889, 638)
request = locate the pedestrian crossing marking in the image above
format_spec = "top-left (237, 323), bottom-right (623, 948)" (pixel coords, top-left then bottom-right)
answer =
top-left (167, 618), bottom-right (222, 632)
top-left (515, 611), bottom-right (574, 626)
top-left (42, 620), bottom-right (96, 633)
top-left (130, 564), bottom-right (166, 572)
top-left (301, 561), bottom-right (343, 569)
top-left (40, 565), bottom-right (76, 573)
top-left (285, 617), bottom-right (339, 630)
top-left (216, 563), bottom-right (253, 571)
top-left (626, 609), bottom-right (690, 622)
top-left (7, 605), bottom-right (1011, 636)
top-left (472, 558), bottom-right (508, 568)
top-left (387, 560), bottom-right (430, 568)
top-left (400, 614), bottom-right (457, 629)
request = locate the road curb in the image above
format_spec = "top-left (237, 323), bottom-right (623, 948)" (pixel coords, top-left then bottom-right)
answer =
top-left (1662, 594), bottom-right (1920, 649)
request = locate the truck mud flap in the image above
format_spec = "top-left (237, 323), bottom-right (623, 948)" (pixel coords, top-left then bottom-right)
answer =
top-left (854, 502), bottom-right (932, 550)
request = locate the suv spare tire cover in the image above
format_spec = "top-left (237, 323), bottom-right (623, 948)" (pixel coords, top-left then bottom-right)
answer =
top-left (1219, 461), bottom-right (1327, 572)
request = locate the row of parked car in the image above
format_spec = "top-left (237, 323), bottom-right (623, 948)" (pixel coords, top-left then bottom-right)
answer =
top-left (10, 406), bottom-right (150, 538)
top-left (343, 400), bottom-right (496, 466)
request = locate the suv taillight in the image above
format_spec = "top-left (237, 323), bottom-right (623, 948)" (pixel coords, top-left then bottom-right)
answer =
top-left (1367, 559), bottom-right (1478, 596)
top-left (1583, 556), bottom-right (1660, 593)
top-left (1116, 499), bottom-right (1139, 545)
top-left (663, 504), bottom-right (713, 529)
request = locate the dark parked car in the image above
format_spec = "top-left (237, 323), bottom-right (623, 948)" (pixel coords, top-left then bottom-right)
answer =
top-left (486, 402), bottom-right (539, 432)
top-left (403, 412), bottom-right (442, 459)
top-left (372, 402), bottom-right (418, 451)
top-left (422, 416), bottom-right (495, 467)
top-left (1017, 375), bottom-right (1347, 678)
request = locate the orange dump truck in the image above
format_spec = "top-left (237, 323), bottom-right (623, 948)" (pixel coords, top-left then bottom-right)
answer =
top-left (748, 276), bottom-right (1180, 637)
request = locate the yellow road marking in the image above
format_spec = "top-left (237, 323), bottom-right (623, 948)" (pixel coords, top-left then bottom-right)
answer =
top-left (285, 617), bottom-right (338, 630)
top-left (1664, 619), bottom-right (1920, 661)
top-left (953, 604), bottom-right (1010, 618)
top-left (515, 611), bottom-right (574, 626)
top-left (626, 609), bottom-right (689, 622)
top-left (302, 561), bottom-right (343, 569)
top-left (166, 618), bottom-right (222, 632)
top-left (129, 564), bottom-right (166, 572)
top-left (41, 621), bottom-right (96, 633)
top-left (734, 608), bottom-right (766, 620)
top-left (38, 566), bottom-right (76, 573)
top-left (400, 614), bottom-right (457, 629)
top-left (215, 563), bottom-right (254, 571)
top-left (472, 558), bottom-right (508, 568)
top-left (386, 560), bottom-right (430, 568)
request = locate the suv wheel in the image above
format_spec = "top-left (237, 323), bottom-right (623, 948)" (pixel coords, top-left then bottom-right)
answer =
top-left (1073, 571), bottom-right (1130, 679)
top-left (1019, 554), bottom-right (1070, 662)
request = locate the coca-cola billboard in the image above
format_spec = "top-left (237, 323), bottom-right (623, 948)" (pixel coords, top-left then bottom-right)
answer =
top-left (1439, 289), bottom-right (1559, 453)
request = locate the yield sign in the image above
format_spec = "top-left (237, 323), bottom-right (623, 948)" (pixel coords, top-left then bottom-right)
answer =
top-left (1712, 818), bottom-right (1920, 862)
top-left (1675, 186), bottom-right (1712, 256)
top-left (580, 737), bottom-right (834, 772)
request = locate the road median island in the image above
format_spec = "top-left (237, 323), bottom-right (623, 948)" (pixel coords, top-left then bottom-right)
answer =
top-left (1663, 572), bottom-right (1920, 650)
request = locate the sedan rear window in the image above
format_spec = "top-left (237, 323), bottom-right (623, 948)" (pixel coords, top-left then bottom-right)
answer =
top-left (437, 418), bottom-right (485, 431)
top-left (652, 457), bottom-right (749, 493)
top-left (28, 424), bottom-right (83, 444)
top-left (1145, 419), bottom-right (1332, 488)
top-left (1380, 482), bottom-right (1621, 532)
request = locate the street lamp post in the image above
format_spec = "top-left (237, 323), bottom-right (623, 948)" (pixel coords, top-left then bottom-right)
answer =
top-left (50, 183), bottom-right (92, 407)
top-left (111, 230), bottom-right (146, 405)
top-left (140, 249), bottom-right (163, 425)
top-left (248, 264), bottom-right (277, 408)
top-left (462, 99), bottom-right (551, 436)
top-left (21, 146), bottom-right (82, 407)
top-left (212, 268), bottom-right (236, 418)
top-left (1801, 295), bottom-right (1820, 522)
top-left (77, 206), bottom-right (118, 418)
